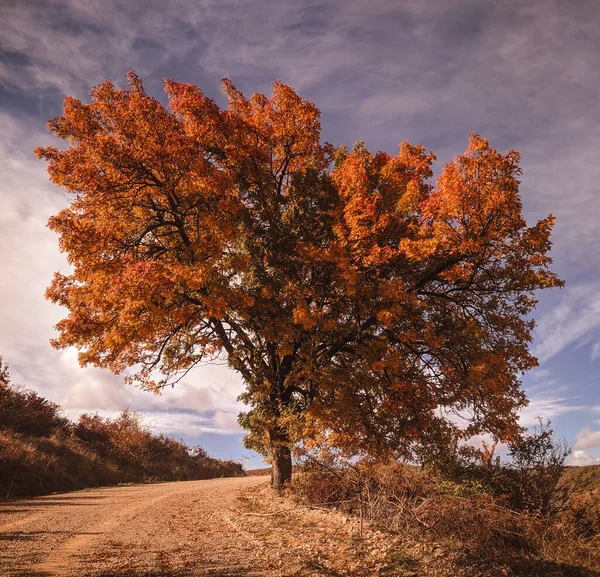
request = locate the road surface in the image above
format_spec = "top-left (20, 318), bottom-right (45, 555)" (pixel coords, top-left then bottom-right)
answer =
top-left (0, 476), bottom-right (267, 577)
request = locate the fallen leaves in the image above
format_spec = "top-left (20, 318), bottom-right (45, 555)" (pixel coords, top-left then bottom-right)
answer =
top-left (226, 483), bottom-right (459, 577)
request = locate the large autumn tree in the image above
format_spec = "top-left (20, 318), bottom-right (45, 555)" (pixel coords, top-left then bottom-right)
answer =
top-left (37, 73), bottom-right (562, 488)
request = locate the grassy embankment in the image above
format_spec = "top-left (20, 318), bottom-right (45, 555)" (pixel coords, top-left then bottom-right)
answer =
top-left (0, 358), bottom-right (243, 499)
top-left (289, 457), bottom-right (600, 576)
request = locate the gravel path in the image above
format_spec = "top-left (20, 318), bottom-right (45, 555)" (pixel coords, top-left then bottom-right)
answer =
top-left (0, 476), bottom-right (268, 577)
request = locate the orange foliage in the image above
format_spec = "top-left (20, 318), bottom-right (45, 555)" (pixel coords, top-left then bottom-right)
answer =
top-left (36, 73), bottom-right (563, 472)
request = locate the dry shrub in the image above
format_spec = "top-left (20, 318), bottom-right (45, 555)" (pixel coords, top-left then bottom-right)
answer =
top-left (0, 358), bottom-right (244, 499)
top-left (0, 358), bottom-right (69, 437)
top-left (72, 410), bottom-right (243, 482)
top-left (1, 411), bottom-right (244, 499)
top-left (0, 429), bottom-right (119, 498)
top-left (295, 459), bottom-right (524, 546)
top-left (74, 410), bottom-right (179, 475)
top-left (567, 492), bottom-right (600, 539)
top-left (416, 491), bottom-right (534, 549)
top-left (424, 420), bottom-right (573, 517)
top-left (293, 457), bottom-right (600, 574)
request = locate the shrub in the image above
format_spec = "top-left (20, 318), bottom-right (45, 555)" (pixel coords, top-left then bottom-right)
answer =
top-left (292, 446), bottom-right (600, 575)
top-left (0, 357), bottom-right (244, 498)
top-left (293, 456), bottom-right (599, 573)
top-left (507, 419), bottom-right (572, 515)
top-left (566, 492), bottom-right (600, 539)
top-left (425, 419), bottom-right (572, 516)
top-left (73, 409), bottom-right (245, 482)
top-left (0, 429), bottom-right (119, 499)
top-left (0, 357), bottom-right (70, 437)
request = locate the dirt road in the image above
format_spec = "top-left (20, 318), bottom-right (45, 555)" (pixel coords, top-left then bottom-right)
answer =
top-left (0, 476), bottom-right (460, 577)
top-left (0, 476), bottom-right (268, 577)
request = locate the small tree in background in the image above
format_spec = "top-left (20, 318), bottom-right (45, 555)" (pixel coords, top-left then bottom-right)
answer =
top-left (425, 419), bottom-right (572, 515)
top-left (37, 74), bottom-right (562, 489)
top-left (508, 419), bottom-right (572, 515)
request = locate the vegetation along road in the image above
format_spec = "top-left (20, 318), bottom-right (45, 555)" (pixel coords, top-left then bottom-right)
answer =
top-left (0, 473), bottom-right (447, 577)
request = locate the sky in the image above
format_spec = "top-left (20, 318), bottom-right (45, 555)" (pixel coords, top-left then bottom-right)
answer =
top-left (0, 0), bottom-right (599, 468)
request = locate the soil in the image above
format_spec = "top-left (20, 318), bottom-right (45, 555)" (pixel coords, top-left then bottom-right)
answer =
top-left (0, 475), bottom-right (496, 577)
top-left (0, 476), bottom-right (267, 577)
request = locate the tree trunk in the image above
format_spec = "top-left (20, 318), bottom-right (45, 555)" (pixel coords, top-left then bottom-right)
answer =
top-left (270, 444), bottom-right (292, 490)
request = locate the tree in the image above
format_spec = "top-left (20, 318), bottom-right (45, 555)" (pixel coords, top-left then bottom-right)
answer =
top-left (508, 418), bottom-right (571, 515)
top-left (36, 73), bottom-right (563, 488)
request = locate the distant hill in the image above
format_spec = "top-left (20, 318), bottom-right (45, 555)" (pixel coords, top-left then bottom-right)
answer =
top-left (561, 464), bottom-right (600, 496)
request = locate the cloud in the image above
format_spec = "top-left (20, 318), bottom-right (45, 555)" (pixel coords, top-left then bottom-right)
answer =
top-left (574, 427), bottom-right (600, 450)
top-left (0, 0), bottom-right (214, 97)
top-left (518, 393), bottom-right (585, 427)
top-left (0, 113), bottom-right (70, 383)
top-left (130, 409), bottom-right (241, 437)
top-left (45, 350), bottom-right (245, 437)
top-left (212, 410), bottom-right (243, 434)
top-left (567, 450), bottom-right (600, 467)
top-left (62, 406), bottom-right (242, 438)
top-left (531, 284), bottom-right (600, 364)
top-left (528, 368), bottom-right (553, 381)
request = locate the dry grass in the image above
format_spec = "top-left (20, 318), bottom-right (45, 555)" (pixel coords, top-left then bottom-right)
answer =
top-left (0, 423), bottom-right (244, 500)
top-left (293, 460), bottom-right (600, 576)
top-left (0, 368), bottom-right (244, 499)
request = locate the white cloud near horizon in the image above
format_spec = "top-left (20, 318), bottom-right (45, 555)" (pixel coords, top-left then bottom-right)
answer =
top-left (567, 450), bottom-right (600, 467)
top-left (574, 427), bottom-right (600, 450)
top-left (62, 407), bottom-right (243, 438)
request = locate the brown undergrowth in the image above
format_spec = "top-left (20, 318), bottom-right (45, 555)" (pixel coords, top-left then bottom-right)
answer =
top-left (233, 482), bottom-right (450, 577)
top-left (292, 460), bottom-right (600, 577)
top-left (0, 357), bottom-right (243, 499)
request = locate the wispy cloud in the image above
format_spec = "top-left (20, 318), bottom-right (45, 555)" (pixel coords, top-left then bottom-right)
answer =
top-left (531, 284), bottom-right (600, 364)
top-left (519, 393), bottom-right (586, 427)
top-left (0, 0), bottom-right (214, 96)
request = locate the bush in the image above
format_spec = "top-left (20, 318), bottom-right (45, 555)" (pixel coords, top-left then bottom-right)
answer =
top-left (0, 429), bottom-right (119, 498)
top-left (292, 451), bottom-right (600, 574)
top-left (566, 492), bottom-right (600, 539)
top-left (0, 357), bottom-right (244, 499)
top-left (0, 357), bottom-right (70, 437)
top-left (507, 419), bottom-right (572, 515)
top-left (426, 420), bottom-right (572, 516)
top-left (72, 409), bottom-right (245, 483)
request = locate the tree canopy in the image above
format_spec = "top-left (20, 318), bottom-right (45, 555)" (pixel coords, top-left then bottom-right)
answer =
top-left (36, 73), bottom-right (562, 487)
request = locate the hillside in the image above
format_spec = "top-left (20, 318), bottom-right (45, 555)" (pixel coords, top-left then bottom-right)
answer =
top-left (0, 358), bottom-right (243, 499)
top-left (563, 465), bottom-right (600, 496)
